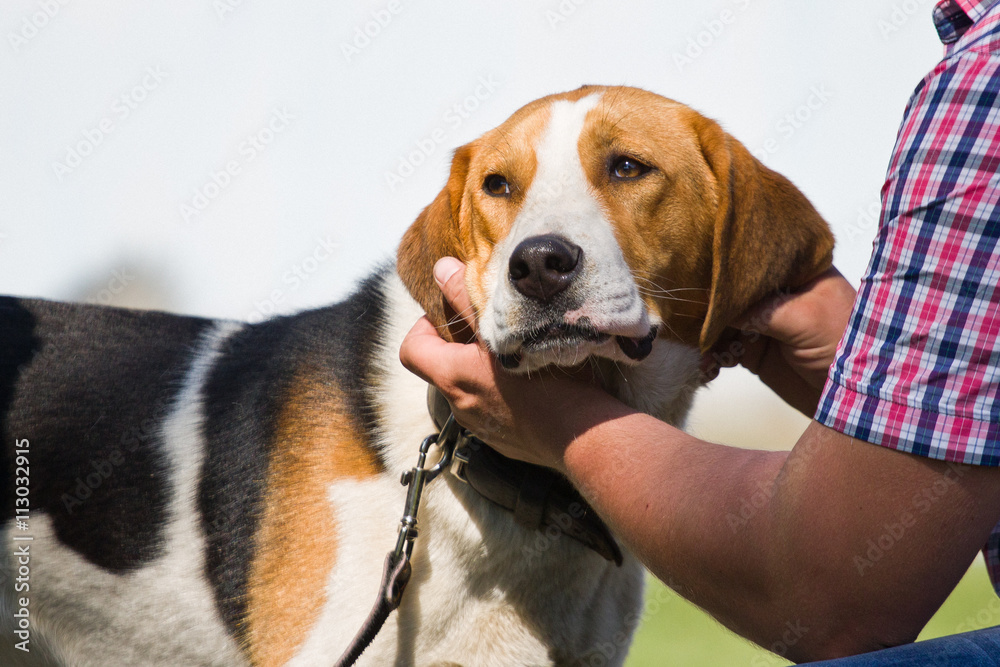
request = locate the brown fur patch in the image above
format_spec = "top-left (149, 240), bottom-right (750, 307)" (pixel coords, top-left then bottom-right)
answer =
top-left (246, 371), bottom-right (380, 666)
top-left (574, 87), bottom-right (834, 350)
top-left (577, 90), bottom-right (720, 347)
top-left (691, 111), bottom-right (834, 350)
top-left (396, 103), bottom-right (551, 337)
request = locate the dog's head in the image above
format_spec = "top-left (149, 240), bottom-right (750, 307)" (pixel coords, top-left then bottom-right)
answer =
top-left (398, 86), bottom-right (833, 372)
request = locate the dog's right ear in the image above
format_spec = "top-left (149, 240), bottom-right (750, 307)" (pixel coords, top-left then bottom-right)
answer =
top-left (397, 145), bottom-right (472, 341)
top-left (692, 114), bottom-right (834, 353)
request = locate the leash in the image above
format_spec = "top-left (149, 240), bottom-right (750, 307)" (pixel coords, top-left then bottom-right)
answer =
top-left (335, 390), bottom-right (622, 665)
top-left (333, 413), bottom-right (464, 667)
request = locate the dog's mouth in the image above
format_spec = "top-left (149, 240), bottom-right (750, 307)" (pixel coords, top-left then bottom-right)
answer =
top-left (496, 323), bottom-right (658, 370)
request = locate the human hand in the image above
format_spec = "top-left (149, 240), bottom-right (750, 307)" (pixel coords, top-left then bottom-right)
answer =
top-left (702, 267), bottom-right (856, 416)
top-left (399, 257), bottom-right (607, 470)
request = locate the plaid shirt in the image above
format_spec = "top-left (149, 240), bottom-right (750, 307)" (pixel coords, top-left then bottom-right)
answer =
top-left (815, 0), bottom-right (1000, 593)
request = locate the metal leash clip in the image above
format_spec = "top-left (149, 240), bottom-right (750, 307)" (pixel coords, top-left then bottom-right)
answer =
top-left (391, 413), bottom-right (461, 568)
top-left (334, 414), bottom-right (464, 667)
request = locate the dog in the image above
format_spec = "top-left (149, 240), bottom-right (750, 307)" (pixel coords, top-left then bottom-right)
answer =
top-left (1, 85), bottom-right (833, 666)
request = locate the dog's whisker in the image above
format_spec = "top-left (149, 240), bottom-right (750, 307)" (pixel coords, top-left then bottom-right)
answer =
top-left (635, 290), bottom-right (707, 305)
top-left (659, 320), bottom-right (684, 341)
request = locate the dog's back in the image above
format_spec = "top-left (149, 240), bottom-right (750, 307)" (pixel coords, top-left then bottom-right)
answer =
top-left (2, 297), bottom-right (211, 569)
top-left (1, 296), bottom-right (249, 663)
top-left (0, 277), bottom-right (395, 665)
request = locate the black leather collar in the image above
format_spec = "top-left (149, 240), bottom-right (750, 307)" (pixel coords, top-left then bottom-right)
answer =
top-left (427, 388), bottom-right (623, 565)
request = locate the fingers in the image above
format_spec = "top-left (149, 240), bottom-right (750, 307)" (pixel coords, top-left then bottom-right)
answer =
top-left (735, 266), bottom-right (853, 344)
top-left (434, 257), bottom-right (478, 340)
top-left (401, 257), bottom-right (490, 389)
top-left (701, 266), bottom-right (855, 383)
top-left (398, 315), bottom-right (452, 384)
top-left (399, 313), bottom-right (493, 390)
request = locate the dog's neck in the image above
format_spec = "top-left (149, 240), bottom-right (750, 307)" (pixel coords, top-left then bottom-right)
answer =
top-left (594, 341), bottom-right (703, 428)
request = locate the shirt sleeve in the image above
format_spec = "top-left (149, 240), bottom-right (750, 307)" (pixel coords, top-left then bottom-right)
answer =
top-left (814, 46), bottom-right (1000, 465)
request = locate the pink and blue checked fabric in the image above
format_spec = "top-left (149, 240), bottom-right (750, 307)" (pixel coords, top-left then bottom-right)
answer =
top-left (815, 0), bottom-right (1000, 592)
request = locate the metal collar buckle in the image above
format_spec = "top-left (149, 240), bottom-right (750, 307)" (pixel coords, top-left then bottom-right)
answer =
top-left (450, 440), bottom-right (474, 485)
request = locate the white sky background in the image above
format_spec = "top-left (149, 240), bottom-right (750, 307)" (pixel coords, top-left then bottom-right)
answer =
top-left (0, 0), bottom-right (944, 448)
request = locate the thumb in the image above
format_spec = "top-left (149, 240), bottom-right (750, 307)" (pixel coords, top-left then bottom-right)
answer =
top-left (434, 257), bottom-right (478, 339)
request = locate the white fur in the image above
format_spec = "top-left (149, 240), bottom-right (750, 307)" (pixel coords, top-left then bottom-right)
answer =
top-left (289, 273), bottom-right (647, 666)
top-left (1, 322), bottom-right (247, 667)
top-left (599, 339), bottom-right (702, 426)
top-left (479, 92), bottom-right (657, 373)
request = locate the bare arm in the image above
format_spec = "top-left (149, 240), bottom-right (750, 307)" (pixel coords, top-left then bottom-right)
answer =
top-left (556, 411), bottom-right (1000, 660)
top-left (400, 259), bottom-right (1000, 661)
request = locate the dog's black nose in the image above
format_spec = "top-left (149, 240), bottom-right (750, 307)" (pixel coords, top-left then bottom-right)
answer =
top-left (508, 234), bottom-right (583, 303)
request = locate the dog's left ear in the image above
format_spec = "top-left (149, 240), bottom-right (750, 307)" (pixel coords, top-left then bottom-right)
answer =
top-left (693, 115), bottom-right (835, 352)
top-left (397, 145), bottom-right (472, 340)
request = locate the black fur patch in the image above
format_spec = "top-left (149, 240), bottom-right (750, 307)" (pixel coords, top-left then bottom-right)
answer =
top-left (0, 298), bottom-right (40, 527)
top-left (199, 314), bottom-right (295, 643)
top-left (199, 268), bottom-right (390, 643)
top-left (312, 267), bottom-right (392, 461)
top-left (1, 297), bottom-right (210, 571)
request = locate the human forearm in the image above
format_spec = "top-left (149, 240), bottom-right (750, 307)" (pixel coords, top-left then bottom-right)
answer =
top-left (540, 391), bottom-right (796, 647)
top-left (546, 396), bottom-right (1000, 660)
top-left (411, 340), bottom-right (835, 653)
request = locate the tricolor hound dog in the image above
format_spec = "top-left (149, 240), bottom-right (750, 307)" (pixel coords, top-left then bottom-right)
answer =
top-left (1, 86), bottom-right (833, 666)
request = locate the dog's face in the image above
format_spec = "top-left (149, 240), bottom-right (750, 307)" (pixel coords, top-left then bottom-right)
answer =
top-left (399, 86), bottom-right (833, 372)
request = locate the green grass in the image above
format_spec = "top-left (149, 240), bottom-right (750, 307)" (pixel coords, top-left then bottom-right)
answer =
top-left (625, 557), bottom-right (999, 666)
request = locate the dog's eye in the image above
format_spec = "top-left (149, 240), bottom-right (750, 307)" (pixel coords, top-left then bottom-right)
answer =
top-left (610, 156), bottom-right (651, 180)
top-left (483, 174), bottom-right (512, 197)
